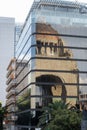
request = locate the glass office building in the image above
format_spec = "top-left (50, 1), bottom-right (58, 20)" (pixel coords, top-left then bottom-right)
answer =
top-left (15, 0), bottom-right (87, 129)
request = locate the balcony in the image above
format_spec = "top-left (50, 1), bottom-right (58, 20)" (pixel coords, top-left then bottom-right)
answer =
top-left (6, 80), bottom-right (17, 92)
top-left (6, 73), bottom-right (15, 85)
top-left (6, 98), bottom-right (16, 106)
top-left (4, 115), bottom-right (12, 121)
top-left (6, 89), bottom-right (15, 99)
top-left (7, 58), bottom-right (16, 70)
top-left (6, 66), bottom-right (15, 78)
top-left (5, 114), bottom-right (18, 121)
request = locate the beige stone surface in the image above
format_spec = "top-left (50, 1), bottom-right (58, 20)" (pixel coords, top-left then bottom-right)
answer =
top-left (33, 23), bottom-right (79, 106)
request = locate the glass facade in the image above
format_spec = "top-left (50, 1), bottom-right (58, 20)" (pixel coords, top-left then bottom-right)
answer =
top-left (15, 0), bottom-right (87, 129)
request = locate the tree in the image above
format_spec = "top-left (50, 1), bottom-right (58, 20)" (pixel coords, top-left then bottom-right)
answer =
top-left (38, 100), bottom-right (81, 130)
top-left (17, 89), bottom-right (31, 111)
top-left (16, 89), bottom-right (32, 125)
top-left (0, 102), bottom-right (7, 130)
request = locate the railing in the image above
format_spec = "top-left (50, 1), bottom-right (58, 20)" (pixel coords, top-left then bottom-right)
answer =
top-left (6, 79), bottom-right (17, 92)
top-left (6, 98), bottom-right (16, 106)
top-left (6, 66), bottom-right (15, 78)
top-left (6, 89), bottom-right (15, 99)
top-left (6, 73), bottom-right (15, 85)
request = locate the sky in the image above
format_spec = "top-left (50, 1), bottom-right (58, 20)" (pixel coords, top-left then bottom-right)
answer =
top-left (0, 0), bottom-right (34, 23)
top-left (0, 0), bottom-right (86, 23)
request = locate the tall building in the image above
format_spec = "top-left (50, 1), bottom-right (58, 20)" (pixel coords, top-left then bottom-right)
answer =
top-left (5, 58), bottom-right (28, 130)
top-left (14, 23), bottom-right (23, 56)
top-left (0, 17), bottom-right (22, 106)
top-left (0, 17), bottom-right (15, 106)
top-left (7, 0), bottom-right (87, 129)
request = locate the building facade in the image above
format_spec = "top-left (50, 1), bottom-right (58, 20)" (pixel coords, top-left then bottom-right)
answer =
top-left (6, 58), bottom-right (29, 130)
top-left (5, 58), bottom-right (16, 130)
top-left (0, 17), bottom-right (15, 106)
top-left (0, 17), bottom-right (23, 106)
top-left (14, 0), bottom-right (87, 129)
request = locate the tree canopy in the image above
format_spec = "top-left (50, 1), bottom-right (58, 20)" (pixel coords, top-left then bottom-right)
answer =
top-left (38, 100), bottom-right (81, 130)
top-left (0, 102), bottom-right (7, 130)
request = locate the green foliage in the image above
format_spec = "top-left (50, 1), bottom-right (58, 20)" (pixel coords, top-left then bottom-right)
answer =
top-left (0, 102), bottom-right (7, 129)
top-left (17, 89), bottom-right (31, 111)
top-left (16, 89), bottom-right (32, 125)
top-left (47, 109), bottom-right (81, 130)
top-left (38, 100), bottom-right (81, 130)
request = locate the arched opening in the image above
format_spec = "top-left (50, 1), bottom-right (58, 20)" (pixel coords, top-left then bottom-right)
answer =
top-left (36, 74), bottom-right (67, 107)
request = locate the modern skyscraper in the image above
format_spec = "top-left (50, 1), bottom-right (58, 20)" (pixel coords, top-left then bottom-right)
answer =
top-left (6, 0), bottom-right (87, 129)
top-left (14, 23), bottom-right (23, 56)
top-left (0, 17), bottom-right (22, 106)
top-left (0, 17), bottom-right (15, 106)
